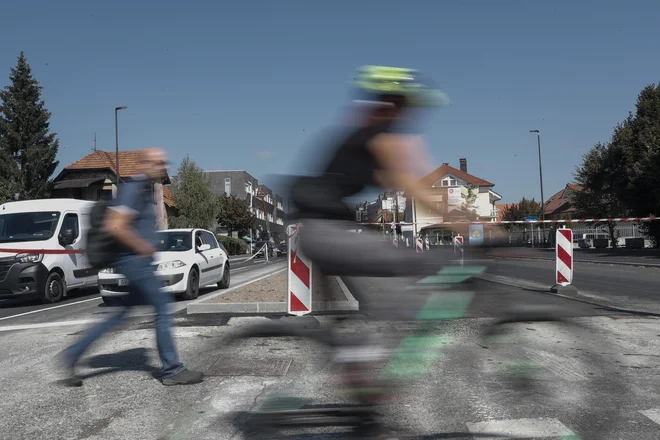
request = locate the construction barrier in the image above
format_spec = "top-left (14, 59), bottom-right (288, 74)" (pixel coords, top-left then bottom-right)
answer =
top-left (555, 227), bottom-right (573, 286)
top-left (393, 236), bottom-right (398, 248)
top-left (415, 237), bottom-right (423, 253)
top-left (287, 223), bottom-right (312, 316)
top-left (454, 235), bottom-right (464, 267)
top-left (425, 237), bottom-right (430, 251)
top-left (358, 216), bottom-right (660, 226)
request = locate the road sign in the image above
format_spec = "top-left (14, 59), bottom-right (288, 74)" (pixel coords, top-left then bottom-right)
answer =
top-left (524, 216), bottom-right (538, 221)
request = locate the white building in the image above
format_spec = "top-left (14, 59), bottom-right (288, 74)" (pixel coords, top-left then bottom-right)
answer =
top-left (404, 158), bottom-right (502, 237)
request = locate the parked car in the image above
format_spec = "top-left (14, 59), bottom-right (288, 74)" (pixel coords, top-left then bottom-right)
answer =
top-left (277, 241), bottom-right (288, 257)
top-left (0, 198), bottom-right (96, 303)
top-left (98, 228), bottom-right (230, 305)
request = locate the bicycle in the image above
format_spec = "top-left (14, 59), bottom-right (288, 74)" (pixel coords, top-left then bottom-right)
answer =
top-left (224, 264), bottom-right (630, 439)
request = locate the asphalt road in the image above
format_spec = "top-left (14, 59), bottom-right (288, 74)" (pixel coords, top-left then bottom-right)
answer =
top-left (1, 274), bottom-right (660, 439)
top-left (480, 257), bottom-right (660, 314)
top-left (1, 254), bottom-right (660, 439)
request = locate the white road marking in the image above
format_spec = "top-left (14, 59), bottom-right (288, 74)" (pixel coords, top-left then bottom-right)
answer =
top-left (466, 417), bottom-right (574, 439)
top-left (0, 319), bottom-right (101, 332)
top-left (640, 408), bottom-right (660, 425)
top-left (0, 296), bottom-right (101, 322)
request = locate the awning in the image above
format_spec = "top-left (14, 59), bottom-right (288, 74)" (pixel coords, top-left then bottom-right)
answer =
top-left (53, 177), bottom-right (105, 189)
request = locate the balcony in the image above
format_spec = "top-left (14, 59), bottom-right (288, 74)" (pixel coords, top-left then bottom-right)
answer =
top-left (490, 209), bottom-right (498, 218)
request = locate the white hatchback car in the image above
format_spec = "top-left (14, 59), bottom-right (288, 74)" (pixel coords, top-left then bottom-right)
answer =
top-left (98, 228), bottom-right (230, 305)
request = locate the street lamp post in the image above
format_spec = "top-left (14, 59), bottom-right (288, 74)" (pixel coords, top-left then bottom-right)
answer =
top-left (529, 130), bottom-right (546, 244)
top-left (114, 106), bottom-right (127, 188)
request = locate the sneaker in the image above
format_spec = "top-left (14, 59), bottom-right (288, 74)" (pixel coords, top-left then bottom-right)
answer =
top-left (161, 368), bottom-right (204, 386)
top-left (57, 352), bottom-right (83, 387)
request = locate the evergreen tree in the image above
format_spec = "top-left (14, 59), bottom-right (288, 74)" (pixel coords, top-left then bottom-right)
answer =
top-left (0, 52), bottom-right (59, 201)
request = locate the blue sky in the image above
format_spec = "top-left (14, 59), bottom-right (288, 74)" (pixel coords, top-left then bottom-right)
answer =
top-left (2, 0), bottom-right (659, 204)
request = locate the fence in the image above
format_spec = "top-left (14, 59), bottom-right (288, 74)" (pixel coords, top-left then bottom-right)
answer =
top-left (505, 222), bottom-right (646, 248)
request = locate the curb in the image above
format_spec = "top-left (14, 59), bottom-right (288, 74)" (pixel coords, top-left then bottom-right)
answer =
top-left (187, 274), bottom-right (359, 315)
top-left (491, 255), bottom-right (660, 268)
top-left (475, 273), bottom-right (660, 317)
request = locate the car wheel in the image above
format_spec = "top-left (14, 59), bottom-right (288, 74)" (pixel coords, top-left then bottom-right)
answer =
top-left (181, 268), bottom-right (200, 300)
top-left (102, 296), bottom-right (123, 306)
top-left (42, 272), bottom-right (65, 304)
top-left (217, 264), bottom-right (230, 289)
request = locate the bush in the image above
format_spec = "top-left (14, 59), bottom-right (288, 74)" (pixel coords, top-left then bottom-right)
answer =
top-left (216, 235), bottom-right (247, 255)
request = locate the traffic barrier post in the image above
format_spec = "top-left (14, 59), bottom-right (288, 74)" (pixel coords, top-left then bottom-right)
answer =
top-left (287, 223), bottom-right (312, 316)
top-left (552, 227), bottom-right (573, 290)
top-left (454, 235), bottom-right (464, 267)
top-left (415, 237), bottom-right (423, 253)
top-left (393, 236), bottom-right (398, 248)
top-left (424, 237), bottom-right (430, 251)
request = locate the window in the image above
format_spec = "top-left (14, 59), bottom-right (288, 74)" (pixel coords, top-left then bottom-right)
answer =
top-left (224, 177), bottom-right (231, 195)
top-left (195, 232), bottom-right (205, 250)
top-left (60, 213), bottom-right (80, 240)
top-left (0, 211), bottom-right (61, 243)
top-left (442, 180), bottom-right (448, 187)
top-left (156, 231), bottom-right (192, 251)
top-left (202, 231), bottom-right (218, 249)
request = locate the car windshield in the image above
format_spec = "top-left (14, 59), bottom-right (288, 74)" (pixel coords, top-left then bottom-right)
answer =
top-left (156, 231), bottom-right (192, 252)
top-left (0, 211), bottom-right (61, 243)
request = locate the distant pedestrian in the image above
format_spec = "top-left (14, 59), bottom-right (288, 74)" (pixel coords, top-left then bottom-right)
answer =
top-left (58, 147), bottom-right (203, 387)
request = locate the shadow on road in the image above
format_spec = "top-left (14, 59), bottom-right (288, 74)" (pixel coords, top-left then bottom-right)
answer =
top-left (79, 347), bottom-right (159, 380)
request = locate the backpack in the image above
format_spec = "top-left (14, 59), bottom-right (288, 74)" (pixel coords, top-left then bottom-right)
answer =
top-left (86, 199), bottom-right (123, 269)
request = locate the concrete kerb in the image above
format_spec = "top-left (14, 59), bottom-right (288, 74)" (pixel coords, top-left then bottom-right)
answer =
top-left (186, 270), bottom-right (360, 315)
top-left (476, 272), bottom-right (660, 317)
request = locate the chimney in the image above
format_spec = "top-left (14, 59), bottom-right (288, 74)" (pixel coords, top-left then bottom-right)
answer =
top-left (459, 158), bottom-right (467, 173)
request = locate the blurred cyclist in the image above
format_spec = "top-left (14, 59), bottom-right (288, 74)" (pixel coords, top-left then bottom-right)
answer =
top-left (291, 65), bottom-right (451, 279)
top-left (287, 66), bottom-right (451, 437)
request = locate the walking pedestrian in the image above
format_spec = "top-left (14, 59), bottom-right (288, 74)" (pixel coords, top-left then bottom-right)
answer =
top-left (58, 147), bottom-right (204, 387)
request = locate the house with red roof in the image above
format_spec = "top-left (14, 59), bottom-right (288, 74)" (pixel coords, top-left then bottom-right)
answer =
top-left (403, 158), bottom-right (502, 236)
top-left (51, 149), bottom-right (175, 229)
top-left (543, 183), bottom-right (583, 220)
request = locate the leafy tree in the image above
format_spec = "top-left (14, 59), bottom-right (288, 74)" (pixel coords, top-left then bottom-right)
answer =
top-left (620, 83), bottom-right (660, 246)
top-left (169, 155), bottom-right (220, 229)
top-left (572, 142), bottom-right (629, 247)
top-left (0, 52), bottom-right (59, 200)
top-left (501, 197), bottom-right (542, 229)
top-left (217, 194), bottom-right (255, 236)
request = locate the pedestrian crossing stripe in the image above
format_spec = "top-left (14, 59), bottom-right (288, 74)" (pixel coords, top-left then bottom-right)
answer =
top-left (640, 408), bottom-right (660, 425)
top-left (466, 417), bottom-right (578, 439)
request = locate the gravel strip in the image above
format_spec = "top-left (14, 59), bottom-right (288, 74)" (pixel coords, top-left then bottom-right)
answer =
top-left (206, 269), bottom-right (347, 303)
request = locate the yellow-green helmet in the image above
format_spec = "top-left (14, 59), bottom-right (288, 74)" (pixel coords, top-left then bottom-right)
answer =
top-left (353, 65), bottom-right (451, 107)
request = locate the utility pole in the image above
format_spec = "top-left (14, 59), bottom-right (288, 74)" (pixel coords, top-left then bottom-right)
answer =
top-left (529, 130), bottom-right (546, 244)
top-left (93, 132), bottom-right (97, 152)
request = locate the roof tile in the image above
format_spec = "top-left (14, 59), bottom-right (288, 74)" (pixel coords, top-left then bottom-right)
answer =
top-left (419, 164), bottom-right (494, 188)
top-left (163, 186), bottom-right (175, 207)
top-left (66, 150), bottom-right (147, 177)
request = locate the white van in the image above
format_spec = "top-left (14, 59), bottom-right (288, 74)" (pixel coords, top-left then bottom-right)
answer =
top-left (0, 198), bottom-right (97, 303)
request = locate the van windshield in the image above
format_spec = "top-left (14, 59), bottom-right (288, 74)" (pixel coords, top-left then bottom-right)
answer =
top-left (0, 211), bottom-right (61, 243)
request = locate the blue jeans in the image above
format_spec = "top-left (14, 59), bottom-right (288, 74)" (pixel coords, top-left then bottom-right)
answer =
top-left (64, 256), bottom-right (185, 378)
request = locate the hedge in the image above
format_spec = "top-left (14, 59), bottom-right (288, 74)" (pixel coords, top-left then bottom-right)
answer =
top-left (216, 235), bottom-right (248, 256)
